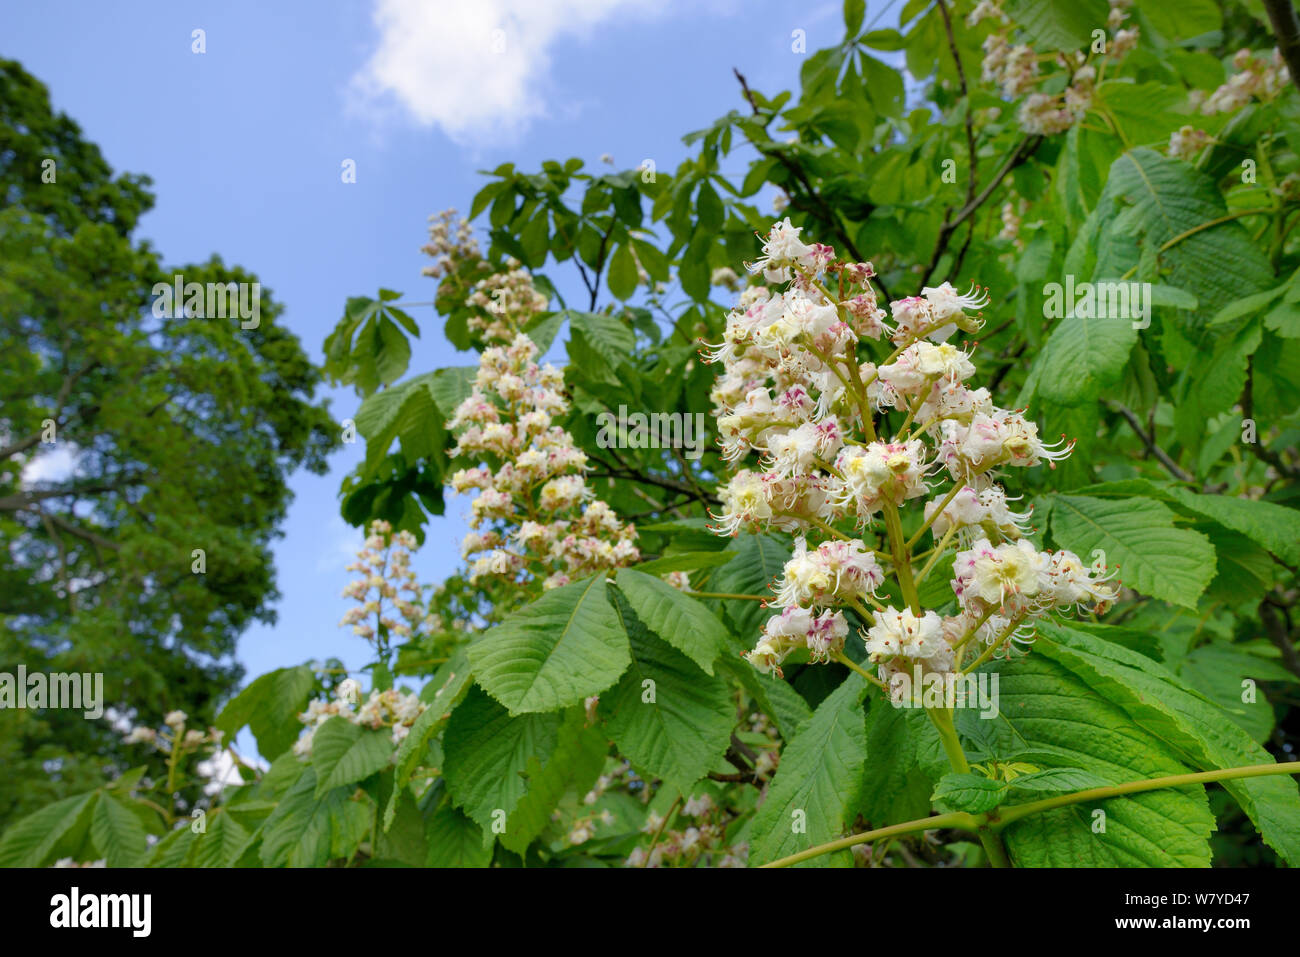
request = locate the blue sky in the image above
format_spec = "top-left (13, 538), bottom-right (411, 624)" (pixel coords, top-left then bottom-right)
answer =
top-left (2, 0), bottom-right (902, 699)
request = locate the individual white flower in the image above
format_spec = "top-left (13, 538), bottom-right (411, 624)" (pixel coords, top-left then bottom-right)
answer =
top-left (336, 678), bottom-right (362, 705)
top-left (863, 607), bottom-right (947, 662)
top-left (953, 538), bottom-right (1046, 610)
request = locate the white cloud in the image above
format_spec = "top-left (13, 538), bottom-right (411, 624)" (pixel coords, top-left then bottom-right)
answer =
top-left (20, 442), bottom-right (79, 487)
top-left (349, 0), bottom-right (658, 143)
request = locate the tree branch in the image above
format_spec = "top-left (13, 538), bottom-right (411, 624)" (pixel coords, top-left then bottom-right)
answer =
top-left (1263, 0), bottom-right (1300, 90)
top-left (917, 135), bottom-right (1043, 293)
top-left (1260, 592), bottom-right (1300, 681)
top-left (733, 68), bottom-right (893, 302)
top-left (1111, 402), bottom-right (1195, 483)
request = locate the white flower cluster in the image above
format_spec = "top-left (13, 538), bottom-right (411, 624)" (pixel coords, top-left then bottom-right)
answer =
top-left (446, 265), bottom-right (639, 591)
top-left (122, 709), bottom-right (223, 754)
top-left (465, 259), bottom-right (550, 344)
top-left (976, 0), bottom-right (1136, 137)
top-left (626, 793), bottom-right (748, 868)
top-left (1200, 48), bottom-right (1290, 115)
top-left (1168, 125), bottom-right (1213, 162)
top-left (420, 208), bottom-right (481, 279)
top-left (702, 220), bottom-right (1117, 693)
top-left (292, 677), bottom-right (426, 758)
top-left (339, 519), bottom-right (431, 645)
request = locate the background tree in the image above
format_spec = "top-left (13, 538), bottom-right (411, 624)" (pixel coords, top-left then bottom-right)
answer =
top-left (0, 59), bottom-right (339, 825)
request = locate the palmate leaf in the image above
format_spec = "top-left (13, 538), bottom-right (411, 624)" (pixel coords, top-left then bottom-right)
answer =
top-left (1165, 487), bottom-right (1300, 566)
top-left (1035, 622), bottom-right (1300, 864)
top-left (469, 575), bottom-right (631, 714)
top-left (353, 372), bottom-right (448, 469)
top-left (976, 652), bottom-right (1216, 867)
top-left (749, 674), bottom-right (868, 867)
top-left (1046, 493), bottom-right (1215, 608)
top-left (599, 589), bottom-right (734, 796)
top-left (1022, 281), bottom-right (1196, 409)
top-left (382, 649), bottom-right (476, 832)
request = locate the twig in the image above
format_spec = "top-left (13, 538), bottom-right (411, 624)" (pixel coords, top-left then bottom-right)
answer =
top-left (1263, 0), bottom-right (1300, 90)
top-left (1111, 402), bottom-right (1195, 483)
top-left (917, 136), bottom-right (1043, 293)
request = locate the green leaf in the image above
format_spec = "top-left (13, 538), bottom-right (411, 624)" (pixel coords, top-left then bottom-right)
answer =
top-left (426, 366), bottom-right (479, 418)
top-left (843, 0), bottom-right (865, 35)
top-left (708, 532), bottom-right (790, 640)
top-left (425, 804), bottom-right (493, 867)
top-left (469, 575), bottom-right (631, 714)
top-left (0, 791), bottom-right (97, 867)
top-left (1005, 0), bottom-right (1109, 49)
top-left (985, 652), bottom-right (1215, 866)
top-left (91, 791), bottom-right (148, 867)
top-left (520, 211), bottom-right (550, 268)
top-left (441, 685), bottom-right (562, 838)
top-left (216, 665), bottom-right (317, 760)
top-left (1006, 767), bottom-right (1110, 793)
top-left (1083, 149), bottom-right (1272, 326)
top-left (1032, 309), bottom-right (1137, 406)
top-left (599, 590), bottom-right (733, 796)
top-left (311, 716), bottom-right (394, 797)
top-left (615, 568), bottom-right (727, 675)
top-left (260, 766), bottom-right (370, 867)
top-left (750, 675), bottom-right (869, 867)
top-left (501, 707), bottom-right (607, 853)
top-left (857, 702), bottom-right (938, 827)
top-left (696, 182), bottom-right (724, 234)
top-left (565, 310), bottom-right (635, 373)
top-left (1176, 640), bottom-right (1292, 743)
top-left (630, 550), bottom-right (736, 576)
top-left (386, 652), bottom-right (473, 831)
top-left (1136, 0), bottom-right (1221, 42)
top-left (1164, 488), bottom-right (1300, 566)
top-left (932, 773), bottom-right (1007, 813)
top-left (1035, 622), bottom-right (1300, 864)
top-left (607, 244), bottom-right (638, 301)
top-left (191, 810), bottom-right (251, 868)
top-left (1047, 494), bottom-right (1215, 608)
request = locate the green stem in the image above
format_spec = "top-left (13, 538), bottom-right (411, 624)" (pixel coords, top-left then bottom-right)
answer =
top-left (927, 705), bottom-right (1010, 867)
top-left (760, 811), bottom-right (980, 868)
top-left (832, 651), bottom-right (885, 689)
top-left (882, 505), bottom-right (920, 615)
top-left (764, 760), bottom-right (1300, 868)
top-left (993, 760), bottom-right (1300, 829)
